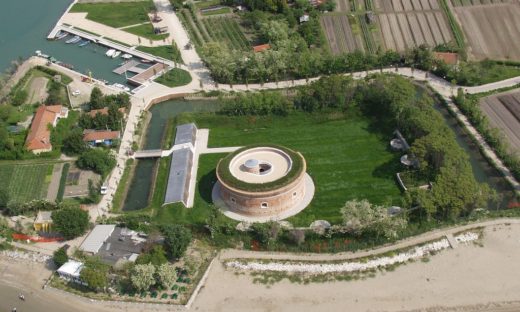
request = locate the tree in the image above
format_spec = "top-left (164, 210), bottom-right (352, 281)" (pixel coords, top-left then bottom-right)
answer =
top-left (63, 128), bottom-right (87, 155)
top-left (52, 246), bottom-right (69, 268)
top-left (77, 149), bottom-right (116, 177)
top-left (162, 225), bottom-right (192, 260)
top-left (80, 257), bottom-right (109, 291)
top-left (51, 206), bottom-right (89, 240)
top-left (136, 245), bottom-right (168, 266)
top-left (89, 87), bottom-right (104, 109)
top-left (288, 229), bottom-right (305, 246)
top-left (130, 263), bottom-right (156, 291)
top-left (340, 199), bottom-right (407, 240)
top-left (156, 263), bottom-right (177, 288)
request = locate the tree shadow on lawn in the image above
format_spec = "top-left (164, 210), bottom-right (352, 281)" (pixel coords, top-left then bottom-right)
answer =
top-left (198, 169), bottom-right (217, 204)
top-left (371, 154), bottom-right (403, 182)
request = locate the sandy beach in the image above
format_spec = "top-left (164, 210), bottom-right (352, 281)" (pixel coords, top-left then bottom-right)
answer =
top-left (2, 223), bottom-right (520, 312)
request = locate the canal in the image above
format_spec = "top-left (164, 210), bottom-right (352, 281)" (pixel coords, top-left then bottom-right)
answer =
top-left (122, 99), bottom-right (219, 211)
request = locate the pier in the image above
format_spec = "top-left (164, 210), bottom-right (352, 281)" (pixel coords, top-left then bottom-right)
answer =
top-left (128, 63), bottom-right (169, 86)
top-left (113, 60), bottom-right (144, 75)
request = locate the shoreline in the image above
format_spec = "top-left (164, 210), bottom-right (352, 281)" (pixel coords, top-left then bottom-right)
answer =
top-left (3, 222), bottom-right (520, 311)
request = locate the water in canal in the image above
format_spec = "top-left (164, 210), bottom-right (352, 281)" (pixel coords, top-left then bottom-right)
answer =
top-left (1, 0), bottom-right (129, 85)
top-left (122, 99), bottom-right (219, 211)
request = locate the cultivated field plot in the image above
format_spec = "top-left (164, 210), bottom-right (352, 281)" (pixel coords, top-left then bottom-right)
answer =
top-left (451, 0), bottom-right (512, 7)
top-left (0, 163), bottom-right (54, 203)
top-left (480, 90), bottom-right (520, 153)
top-left (178, 9), bottom-right (250, 51)
top-left (374, 0), bottom-right (454, 52)
top-left (451, 2), bottom-right (520, 60)
top-left (320, 14), bottom-right (366, 54)
top-left (335, 0), bottom-right (352, 11)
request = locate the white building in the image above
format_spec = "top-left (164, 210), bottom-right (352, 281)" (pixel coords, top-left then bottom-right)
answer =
top-left (57, 260), bottom-right (85, 285)
top-left (79, 224), bottom-right (116, 254)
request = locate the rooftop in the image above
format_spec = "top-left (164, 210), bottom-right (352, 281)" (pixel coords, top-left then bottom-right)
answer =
top-left (79, 224), bottom-right (116, 254)
top-left (57, 260), bottom-right (84, 278)
top-left (96, 227), bottom-right (145, 265)
top-left (229, 147), bottom-right (292, 184)
top-left (174, 123), bottom-right (197, 146)
top-left (83, 130), bottom-right (120, 142)
top-left (253, 44), bottom-right (270, 53)
top-left (164, 147), bottom-right (193, 206)
top-left (25, 105), bottom-right (67, 151)
top-left (34, 211), bottom-right (53, 223)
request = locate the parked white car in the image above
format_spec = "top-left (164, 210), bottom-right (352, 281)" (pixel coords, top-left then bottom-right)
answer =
top-left (100, 186), bottom-right (108, 195)
top-left (72, 90), bottom-right (81, 96)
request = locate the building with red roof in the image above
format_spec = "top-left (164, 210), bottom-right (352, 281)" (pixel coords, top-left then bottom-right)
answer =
top-left (25, 105), bottom-right (69, 154)
top-left (83, 130), bottom-right (120, 147)
top-left (433, 52), bottom-right (459, 66)
top-left (253, 44), bottom-right (271, 53)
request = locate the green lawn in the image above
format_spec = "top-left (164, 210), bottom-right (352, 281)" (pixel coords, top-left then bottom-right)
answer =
top-left (155, 112), bottom-right (403, 226)
top-left (155, 68), bottom-right (192, 87)
top-left (137, 45), bottom-right (183, 63)
top-left (124, 23), bottom-right (169, 41)
top-left (0, 163), bottom-right (54, 203)
top-left (70, 1), bottom-right (154, 28)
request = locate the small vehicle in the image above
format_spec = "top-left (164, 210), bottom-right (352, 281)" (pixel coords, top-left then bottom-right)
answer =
top-left (72, 90), bottom-right (81, 96)
top-left (18, 294), bottom-right (25, 301)
top-left (100, 185), bottom-right (108, 195)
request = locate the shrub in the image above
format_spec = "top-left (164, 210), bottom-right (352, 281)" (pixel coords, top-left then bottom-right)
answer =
top-left (52, 246), bottom-right (69, 268)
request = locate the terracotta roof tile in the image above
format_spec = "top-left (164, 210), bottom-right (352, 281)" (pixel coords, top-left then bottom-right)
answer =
top-left (25, 105), bottom-right (65, 151)
top-left (83, 130), bottom-right (120, 142)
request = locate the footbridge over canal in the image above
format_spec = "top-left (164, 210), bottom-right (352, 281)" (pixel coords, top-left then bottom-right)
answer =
top-left (133, 143), bottom-right (193, 159)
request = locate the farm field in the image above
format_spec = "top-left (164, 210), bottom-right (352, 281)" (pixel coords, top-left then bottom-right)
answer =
top-left (451, 2), bottom-right (520, 60)
top-left (450, 0), bottom-right (512, 7)
top-left (178, 9), bottom-right (250, 51)
top-left (158, 112), bottom-right (403, 226)
top-left (0, 162), bottom-right (54, 203)
top-left (480, 90), bottom-right (520, 153)
top-left (320, 14), bottom-right (366, 54)
top-left (374, 0), bottom-right (454, 52)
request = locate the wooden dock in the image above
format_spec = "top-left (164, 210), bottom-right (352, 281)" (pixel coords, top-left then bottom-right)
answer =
top-left (128, 63), bottom-right (169, 86)
top-left (113, 60), bottom-right (140, 75)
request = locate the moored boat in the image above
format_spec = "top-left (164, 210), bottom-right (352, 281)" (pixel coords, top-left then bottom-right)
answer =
top-left (35, 50), bottom-right (50, 59)
top-left (106, 49), bottom-right (116, 57)
top-left (55, 31), bottom-right (68, 40)
top-left (112, 83), bottom-right (131, 92)
top-left (56, 62), bottom-right (74, 70)
top-left (121, 53), bottom-right (133, 60)
top-left (112, 51), bottom-right (121, 58)
top-left (78, 40), bottom-right (91, 47)
top-left (66, 35), bottom-right (81, 44)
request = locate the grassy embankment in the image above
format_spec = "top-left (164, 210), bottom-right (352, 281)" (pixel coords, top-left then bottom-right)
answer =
top-left (69, 1), bottom-right (154, 28)
top-left (155, 68), bottom-right (192, 87)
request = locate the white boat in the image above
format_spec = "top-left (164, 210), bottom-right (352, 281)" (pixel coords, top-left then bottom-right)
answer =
top-left (112, 83), bottom-right (130, 92)
top-left (121, 53), bottom-right (133, 60)
top-left (112, 51), bottom-right (121, 58)
top-left (55, 31), bottom-right (68, 40)
top-left (66, 35), bottom-right (81, 44)
top-left (105, 49), bottom-right (116, 57)
top-left (35, 50), bottom-right (50, 59)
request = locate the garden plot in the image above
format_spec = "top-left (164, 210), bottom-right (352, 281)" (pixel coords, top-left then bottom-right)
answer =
top-left (480, 90), bottom-right (520, 153)
top-left (0, 162), bottom-right (54, 203)
top-left (320, 14), bottom-right (365, 54)
top-left (450, 0), bottom-right (511, 7)
top-left (452, 3), bottom-right (520, 61)
top-left (335, 0), bottom-right (352, 12)
top-left (375, 0), bottom-right (453, 52)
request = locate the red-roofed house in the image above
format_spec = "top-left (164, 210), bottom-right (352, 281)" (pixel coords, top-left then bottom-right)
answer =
top-left (253, 44), bottom-right (270, 53)
top-left (433, 52), bottom-right (459, 66)
top-left (83, 130), bottom-right (120, 147)
top-left (88, 107), bottom-right (127, 118)
top-left (25, 105), bottom-right (69, 154)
